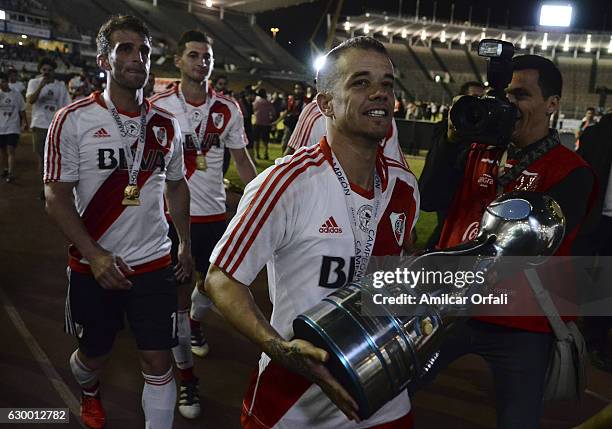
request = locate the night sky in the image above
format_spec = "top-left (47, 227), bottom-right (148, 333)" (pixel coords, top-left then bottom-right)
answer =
top-left (256, 0), bottom-right (612, 65)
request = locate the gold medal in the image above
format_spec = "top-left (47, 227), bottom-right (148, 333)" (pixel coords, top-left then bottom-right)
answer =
top-left (196, 154), bottom-right (207, 171)
top-left (122, 184), bottom-right (140, 206)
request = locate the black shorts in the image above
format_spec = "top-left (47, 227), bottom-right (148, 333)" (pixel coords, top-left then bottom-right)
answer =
top-left (169, 220), bottom-right (226, 275)
top-left (253, 125), bottom-right (271, 143)
top-left (0, 133), bottom-right (19, 148)
top-left (65, 266), bottom-right (178, 358)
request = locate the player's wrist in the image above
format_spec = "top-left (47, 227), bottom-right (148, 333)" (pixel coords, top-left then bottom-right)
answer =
top-left (81, 244), bottom-right (110, 262)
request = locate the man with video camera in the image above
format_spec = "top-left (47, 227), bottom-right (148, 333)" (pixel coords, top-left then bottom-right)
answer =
top-left (418, 41), bottom-right (596, 428)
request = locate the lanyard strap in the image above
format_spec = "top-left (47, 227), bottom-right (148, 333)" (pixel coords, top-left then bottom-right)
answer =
top-left (103, 91), bottom-right (147, 186)
top-left (495, 130), bottom-right (560, 194)
top-left (177, 86), bottom-right (212, 155)
top-left (331, 152), bottom-right (382, 282)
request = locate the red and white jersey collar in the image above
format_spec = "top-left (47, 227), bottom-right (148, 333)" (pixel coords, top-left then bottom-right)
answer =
top-left (318, 136), bottom-right (389, 197)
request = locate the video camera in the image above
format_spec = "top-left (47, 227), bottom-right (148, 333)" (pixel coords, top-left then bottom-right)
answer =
top-left (449, 39), bottom-right (518, 146)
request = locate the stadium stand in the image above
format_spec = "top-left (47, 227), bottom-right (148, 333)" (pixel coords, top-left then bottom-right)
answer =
top-left (557, 56), bottom-right (600, 117)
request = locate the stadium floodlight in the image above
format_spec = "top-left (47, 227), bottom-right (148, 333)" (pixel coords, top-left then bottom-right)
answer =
top-left (585, 34), bottom-right (592, 52)
top-left (99, 71), bottom-right (105, 78)
top-left (205, 0), bottom-right (213, 7)
top-left (434, 75), bottom-right (441, 83)
top-left (542, 33), bottom-right (548, 50)
top-left (0, 9), bottom-right (5, 20)
top-left (539, 3), bottom-right (572, 27)
top-left (440, 30), bottom-right (446, 43)
top-left (563, 34), bottom-right (570, 51)
top-left (459, 31), bottom-right (466, 45)
top-left (401, 28), bottom-right (407, 39)
top-left (420, 29), bottom-right (427, 40)
top-left (0, 45), bottom-right (3, 49)
top-left (364, 23), bottom-right (370, 34)
top-left (313, 55), bottom-right (326, 72)
top-left (521, 34), bottom-right (527, 49)
top-left (344, 21), bottom-right (350, 31)
top-left (18, 41), bottom-right (22, 46)
top-left (608, 35), bottom-right (612, 54)
top-left (383, 26), bottom-right (389, 36)
top-left (21, 34), bottom-right (27, 39)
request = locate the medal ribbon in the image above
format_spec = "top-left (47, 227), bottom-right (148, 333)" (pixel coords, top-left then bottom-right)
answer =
top-left (330, 151), bottom-right (382, 282)
top-left (177, 85), bottom-right (213, 155)
top-left (103, 90), bottom-right (147, 187)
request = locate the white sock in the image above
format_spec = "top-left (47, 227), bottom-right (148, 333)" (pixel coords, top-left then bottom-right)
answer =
top-left (69, 350), bottom-right (99, 388)
top-left (171, 310), bottom-right (194, 369)
top-left (142, 368), bottom-right (176, 429)
top-left (190, 286), bottom-right (212, 321)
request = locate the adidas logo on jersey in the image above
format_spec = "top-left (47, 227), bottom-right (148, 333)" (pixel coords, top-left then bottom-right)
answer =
top-left (319, 216), bottom-right (343, 234)
top-left (93, 128), bottom-right (111, 138)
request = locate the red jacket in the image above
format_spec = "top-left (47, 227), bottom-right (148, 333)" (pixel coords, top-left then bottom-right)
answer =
top-left (439, 143), bottom-right (594, 332)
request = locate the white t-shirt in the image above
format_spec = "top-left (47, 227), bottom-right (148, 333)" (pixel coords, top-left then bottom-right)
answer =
top-left (0, 89), bottom-right (25, 135)
top-left (9, 81), bottom-right (25, 94)
top-left (26, 77), bottom-right (71, 129)
top-left (43, 92), bottom-right (185, 273)
top-left (151, 84), bottom-right (247, 222)
top-left (287, 100), bottom-right (408, 169)
top-left (211, 138), bottom-right (420, 429)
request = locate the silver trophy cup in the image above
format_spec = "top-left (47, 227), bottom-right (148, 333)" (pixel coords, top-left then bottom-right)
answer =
top-left (293, 191), bottom-right (565, 419)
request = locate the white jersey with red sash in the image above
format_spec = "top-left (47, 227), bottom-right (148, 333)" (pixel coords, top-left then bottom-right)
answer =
top-left (287, 100), bottom-right (408, 169)
top-left (151, 84), bottom-right (247, 223)
top-left (44, 92), bottom-right (185, 274)
top-left (211, 138), bottom-right (420, 429)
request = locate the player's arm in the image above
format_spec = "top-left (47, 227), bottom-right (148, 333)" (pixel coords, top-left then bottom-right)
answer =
top-left (44, 182), bottom-right (134, 289)
top-left (205, 265), bottom-right (360, 422)
top-left (19, 110), bottom-right (27, 131)
top-left (229, 147), bottom-right (257, 183)
top-left (226, 109), bottom-right (257, 183)
top-left (165, 178), bottom-right (193, 282)
top-left (26, 77), bottom-right (49, 104)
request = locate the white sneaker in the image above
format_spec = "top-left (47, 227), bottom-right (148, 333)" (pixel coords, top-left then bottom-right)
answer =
top-left (190, 329), bottom-right (210, 357)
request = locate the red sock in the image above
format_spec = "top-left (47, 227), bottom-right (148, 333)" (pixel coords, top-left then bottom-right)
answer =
top-left (179, 367), bottom-right (195, 382)
top-left (189, 317), bottom-right (200, 331)
top-left (82, 382), bottom-right (100, 397)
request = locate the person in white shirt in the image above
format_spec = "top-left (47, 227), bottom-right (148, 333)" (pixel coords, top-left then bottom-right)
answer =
top-left (44, 15), bottom-right (192, 429)
top-left (7, 68), bottom-right (25, 95)
top-left (204, 36), bottom-right (418, 429)
top-left (26, 57), bottom-right (70, 198)
top-left (0, 72), bottom-right (26, 182)
top-left (151, 30), bottom-right (257, 419)
top-left (68, 70), bottom-right (92, 101)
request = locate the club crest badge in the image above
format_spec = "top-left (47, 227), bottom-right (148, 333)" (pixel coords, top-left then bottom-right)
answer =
top-left (390, 212), bottom-right (406, 246)
top-left (153, 126), bottom-right (168, 147)
top-left (212, 112), bottom-right (224, 129)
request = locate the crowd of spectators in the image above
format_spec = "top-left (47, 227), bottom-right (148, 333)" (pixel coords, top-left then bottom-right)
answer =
top-left (0, 42), bottom-right (89, 70)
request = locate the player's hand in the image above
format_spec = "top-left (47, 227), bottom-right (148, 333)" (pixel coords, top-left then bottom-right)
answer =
top-left (89, 250), bottom-right (134, 290)
top-left (265, 338), bottom-right (360, 423)
top-left (174, 242), bottom-right (193, 283)
top-left (40, 76), bottom-right (52, 87)
top-left (446, 95), bottom-right (462, 143)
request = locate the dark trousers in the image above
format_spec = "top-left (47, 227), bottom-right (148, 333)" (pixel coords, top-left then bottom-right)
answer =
top-left (575, 215), bottom-right (612, 355)
top-left (411, 319), bottom-right (553, 429)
